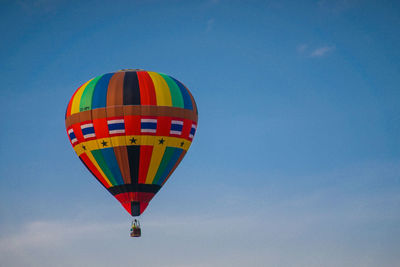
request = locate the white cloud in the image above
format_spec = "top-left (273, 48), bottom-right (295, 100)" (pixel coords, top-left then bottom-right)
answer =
top-left (310, 45), bottom-right (335, 57)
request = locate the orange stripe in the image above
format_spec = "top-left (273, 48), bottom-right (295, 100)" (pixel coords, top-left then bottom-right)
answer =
top-left (107, 72), bottom-right (125, 106)
top-left (114, 146), bottom-right (131, 184)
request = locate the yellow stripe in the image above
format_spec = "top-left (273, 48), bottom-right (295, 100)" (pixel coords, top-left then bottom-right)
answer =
top-left (145, 141), bottom-right (167, 184)
top-left (70, 79), bottom-right (93, 115)
top-left (74, 136), bottom-right (191, 157)
top-left (148, 72), bottom-right (172, 106)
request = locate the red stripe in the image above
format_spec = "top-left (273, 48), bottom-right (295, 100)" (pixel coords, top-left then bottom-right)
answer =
top-left (137, 71), bottom-right (156, 105)
top-left (138, 192), bottom-right (155, 203)
top-left (71, 123), bottom-right (84, 146)
top-left (114, 193), bottom-right (154, 216)
top-left (80, 153), bottom-right (111, 188)
top-left (114, 192), bottom-right (155, 203)
top-left (93, 118), bottom-right (110, 138)
top-left (140, 202), bottom-right (150, 214)
top-left (115, 192), bottom-right (131, 204)
top-left (156, 116), bottom-right (171, 136)
top-left (125, 115), bottom-right (141, 135)
top-left (138, 145), bottom-right (153, 184)
top-left (121, 202), bottom-right (131, 215)
top-left (181, 119), bottom-right (193, 141)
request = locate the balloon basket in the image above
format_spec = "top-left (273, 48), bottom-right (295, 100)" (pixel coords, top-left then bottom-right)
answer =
top-left (130, 228), bottom-right (141, 237)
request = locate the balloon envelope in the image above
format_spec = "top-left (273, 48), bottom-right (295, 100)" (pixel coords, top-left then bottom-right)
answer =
top-left (65, 69), bottom-right (198, 216)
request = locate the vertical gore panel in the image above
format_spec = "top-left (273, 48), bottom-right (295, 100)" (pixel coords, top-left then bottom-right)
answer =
top-left (114, 146), bottom-right (131, 184)
top-left (99, 147), bottom-right (125, 185)
top-left (145, 143), bottom-right (167, 184)
top-left (91, 150), bottom-right (119, 186)
top-left (71, 79), bottom-right (93, 115)
top-left (147, 72), bottom-right (172, 106)
top-left (183, 82), bottom-right (198, 115)
top-left (123, 71), bottom-right (141, 105)
top-left (172, 77), bottom-right (193, 110)
top-left (152, 147), bottom-right (176, 184)
top-left (140, 202), bottom-right (149, 214)
top-left (138, 146), bottom-right (153, 184)
top-left (137, 71), bottom-right (157, 105)
top-left (80, 75), bottom-right (103, 112)
top-left (66, 84), bottom-right (82, 118)
top-left (160, 74), bottom-right (184, 108)
top-left (127, 146), bottom-right (140, 186)
top-left (156, 148), bottom-right (184, 186)
top-left (84, 150), bottom-right (114, 187)
top-left (107, 72), bottom-right (125, 106)
top-left (92, 73), bottom-right (114, 109)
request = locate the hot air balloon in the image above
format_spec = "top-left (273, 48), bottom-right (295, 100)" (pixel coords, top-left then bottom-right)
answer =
top-left (65, 69), bottom-right (198, 237)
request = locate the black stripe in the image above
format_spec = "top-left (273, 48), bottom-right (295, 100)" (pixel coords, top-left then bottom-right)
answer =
top-left (123, 71), bottom-right (141, 105)
top-left (127, 145), bottom-right (140, 189)
top-left (107, 184), bottom-right (161, 196)
top-left (131, 201), bottom-right (140, 216)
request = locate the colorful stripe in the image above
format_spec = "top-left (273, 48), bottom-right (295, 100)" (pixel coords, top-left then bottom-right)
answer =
top-left (170, 120), bottom-right (183, 136)
top-left (70, 79), bottom-right (93, 115)
top-left (68, 128), bottom-right (77, 144)
top-left (91, 73), bottom-right (114, 109)
top-left (141, 118), bottom-right (157, 133)
top-left (147, 72), bottom-right (172, 107)
top-left (159, 73), bottom-right (184, 108)
top-left (189, 123), bottom-right (197, 139)
top-left (81, 123), bottom-right (95, 139)
top-left (108, 118), bottom-right (125, 135)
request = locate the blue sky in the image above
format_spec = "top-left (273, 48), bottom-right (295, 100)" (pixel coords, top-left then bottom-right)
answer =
top-left (1, 0), bottom-right (399, 266)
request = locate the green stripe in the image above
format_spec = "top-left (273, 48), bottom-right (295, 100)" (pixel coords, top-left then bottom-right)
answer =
top-left (152, 147), bottom-right (176, 184)
top-left (91, 149), bottom-right (119, 186)
top-left (79, 75), bottom-right (103, 112)
top-left (160, 74), bottom-right (184, 108)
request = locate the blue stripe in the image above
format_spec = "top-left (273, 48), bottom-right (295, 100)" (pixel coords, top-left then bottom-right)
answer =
top-left (91, 73), bottom-right (114, 109)
top-left (100, 147), bottom-right (125, 185)
top-left (171, 124), bottom-right (183, 131)
top-left (82, 127), bottom-right (95, 135)
top-left (108, 123), bottom-right (125, 131)
top-left (69, 132), bottom-right (76, 139)
top-left (171, 77), bottom-right (193, 110)
top-left (190, 128), bottom-right (196, 135)
top-left (141, 122), bottom-right (157, 129)
top-left (156, 148), bottom-right (183, 186)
